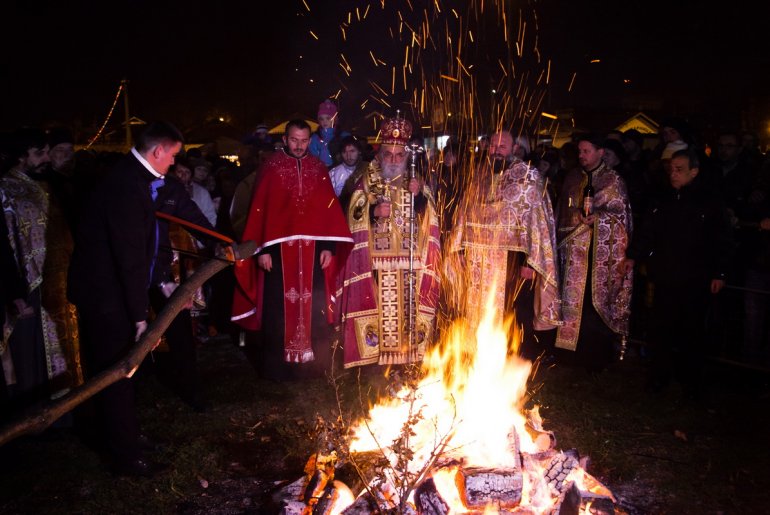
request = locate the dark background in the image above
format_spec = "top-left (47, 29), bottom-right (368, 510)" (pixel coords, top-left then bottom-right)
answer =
top-left (3, 0), bottom-right (768, 138)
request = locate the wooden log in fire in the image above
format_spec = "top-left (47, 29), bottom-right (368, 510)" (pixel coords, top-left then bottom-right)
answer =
top-left (523, 423), bottom-right (556, 452)
top-left (339, 492), bottom-right (380, 514)
top-left (455, 466), bottom-right (523, 510)
top-left (553, 481), bottom-right (582, 515)
top-left (414, 477), bottom-right (450, 515)
top-left (544, 451), bottom-right (581, 492)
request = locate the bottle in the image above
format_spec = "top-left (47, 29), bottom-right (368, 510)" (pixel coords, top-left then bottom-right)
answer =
top-left (582, 172), bottom-right (594, 217)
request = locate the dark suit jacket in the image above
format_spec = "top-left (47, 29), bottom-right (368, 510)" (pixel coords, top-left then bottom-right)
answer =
top-left (68, 153), bottom-right (158, 323)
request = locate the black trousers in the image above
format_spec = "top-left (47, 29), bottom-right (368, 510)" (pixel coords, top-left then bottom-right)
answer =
top-left (149, 288), bottom-right (199, 402)
top-left (257, 244), bottom-right (333, 381)
top-left (649, 279), bottom-right (710, 393)
top-left (3, 289), bottom-right (48, 417)
top-left (505, 252), bottom-right (557, 362)
top-left (78, 306), bottom-right (141, 465)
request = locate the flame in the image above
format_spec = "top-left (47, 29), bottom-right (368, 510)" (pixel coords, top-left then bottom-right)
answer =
top-left (348, 283), bottom-right (565, 513)
top-left (350, 284), bottom-right (536, 468)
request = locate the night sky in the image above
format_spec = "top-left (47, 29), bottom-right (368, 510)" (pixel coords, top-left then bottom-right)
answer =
top-left (3, 0), bottom-right (767, 137)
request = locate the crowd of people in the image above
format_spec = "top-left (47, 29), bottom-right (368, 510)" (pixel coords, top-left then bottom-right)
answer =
top-left (1, 97), bottom-right (769, 478)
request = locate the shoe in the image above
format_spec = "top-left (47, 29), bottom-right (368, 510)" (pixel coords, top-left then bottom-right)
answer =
top-left (112, 457), bottom-right (169, 478)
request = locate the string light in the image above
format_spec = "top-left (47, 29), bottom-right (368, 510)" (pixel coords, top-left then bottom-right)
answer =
top-left (86, 82), bottom-right (124, 149)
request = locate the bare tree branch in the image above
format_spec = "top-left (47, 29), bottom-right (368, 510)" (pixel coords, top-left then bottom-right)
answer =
top-left (0, 241), bottom-right (256, 447)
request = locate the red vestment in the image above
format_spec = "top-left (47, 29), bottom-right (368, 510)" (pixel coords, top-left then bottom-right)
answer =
top-left (232, 150), bottom-right (352, 362)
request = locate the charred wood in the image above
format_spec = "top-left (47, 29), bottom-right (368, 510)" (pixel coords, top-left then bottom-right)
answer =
top-left (455, 466), bottom-right (523, 510)
top-left (414, 478), bottom-right (450, 515)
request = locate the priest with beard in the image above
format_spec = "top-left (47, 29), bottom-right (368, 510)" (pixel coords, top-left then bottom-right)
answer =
top-left (231, 119), bottom-right (353, 381)
top-left (554, 134), bottom-right (633, 373)
top-left (338, 115), bottom-right (441, 369)
top-left (448, 130), bottom-right (561, 361)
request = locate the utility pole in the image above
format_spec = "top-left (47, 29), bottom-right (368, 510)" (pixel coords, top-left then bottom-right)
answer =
top-left (122, 78), bottom-right (132, 150)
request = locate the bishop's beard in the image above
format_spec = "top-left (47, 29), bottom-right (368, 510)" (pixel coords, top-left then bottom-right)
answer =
top-left (381, 162), bottom-right (407, 180)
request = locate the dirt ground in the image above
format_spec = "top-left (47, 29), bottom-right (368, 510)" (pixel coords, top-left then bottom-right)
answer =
top-left (1, 335), bottom-right (768, 514)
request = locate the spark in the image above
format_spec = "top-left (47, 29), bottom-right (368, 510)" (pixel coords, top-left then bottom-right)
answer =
top-left (340, 53), bottom-right (352, 72)
top-left (370, 50), bottom-right (379, 67)
top-left (502, 11), bottom-right (507, 42)
top-left (309, 30), bottom-right (319, 40)
top-left (498, 59), bottom-right (508, 77)
top-left (369, 80), bottom-right (389, 97)
top-left (568, 72), bottom-right (577, 92)
top-left (301, 0), bottom-right (310, 12)
top-left (455, 57), bottom-right (470, 77)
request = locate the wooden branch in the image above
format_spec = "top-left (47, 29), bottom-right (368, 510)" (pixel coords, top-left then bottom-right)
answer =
top-left (0, 241), bottom-right (256, 447)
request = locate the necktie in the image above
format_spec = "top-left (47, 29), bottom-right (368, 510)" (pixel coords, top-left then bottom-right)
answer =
top-left (149, 178), bottom-right (164, 285)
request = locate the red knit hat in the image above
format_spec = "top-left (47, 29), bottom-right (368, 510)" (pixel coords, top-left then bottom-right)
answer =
top-left (317, 99), bottom-right (338, 118)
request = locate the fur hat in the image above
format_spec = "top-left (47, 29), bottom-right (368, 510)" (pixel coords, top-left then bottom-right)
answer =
top-left (380, 116), bottom-right (412, 146)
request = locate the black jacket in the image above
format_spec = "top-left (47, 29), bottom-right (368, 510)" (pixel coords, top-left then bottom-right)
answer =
top-left (68, 153), bottom-right (158, 322)
top-left (628, 180), bottom-right (733, 285)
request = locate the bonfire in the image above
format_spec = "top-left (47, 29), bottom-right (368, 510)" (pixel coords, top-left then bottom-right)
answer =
top-left (276, 287), bottom-right (616, 514)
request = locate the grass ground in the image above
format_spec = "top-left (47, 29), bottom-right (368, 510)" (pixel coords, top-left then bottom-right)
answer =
top-left (0, 336), bottom-right (768, 514)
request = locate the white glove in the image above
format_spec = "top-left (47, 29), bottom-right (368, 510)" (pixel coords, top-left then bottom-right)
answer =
top-left (134, 320), bottom-right (148, 342)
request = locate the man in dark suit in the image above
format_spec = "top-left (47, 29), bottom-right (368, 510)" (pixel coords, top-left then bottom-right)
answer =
top-left (68, 121), bottom-right (183, 477)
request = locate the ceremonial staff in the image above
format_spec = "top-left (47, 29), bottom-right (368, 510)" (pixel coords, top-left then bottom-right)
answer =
top-left (405, 141), bottom-right (424, 348)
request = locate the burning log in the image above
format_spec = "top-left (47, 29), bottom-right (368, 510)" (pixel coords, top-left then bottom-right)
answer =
top-left (544, 452), bottom-right (580, 492)
top-left (414, 478), bottom-right (450, 515)
top-left (339, 494), bottom-right (378, 515)
top-left (553, 481), bottom-right (582, 515)
top-left (456, 466), bottom-right (523, 510)
top-left (524, 406), bottom-right (556, 452)
top-left (523, 423), bottom-right (556, 453)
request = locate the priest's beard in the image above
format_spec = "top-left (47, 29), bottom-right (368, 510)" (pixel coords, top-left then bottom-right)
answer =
top-left (381, 161), bottom-right (407, 181)
top-left (491, 156), bottom-right (511, 174)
